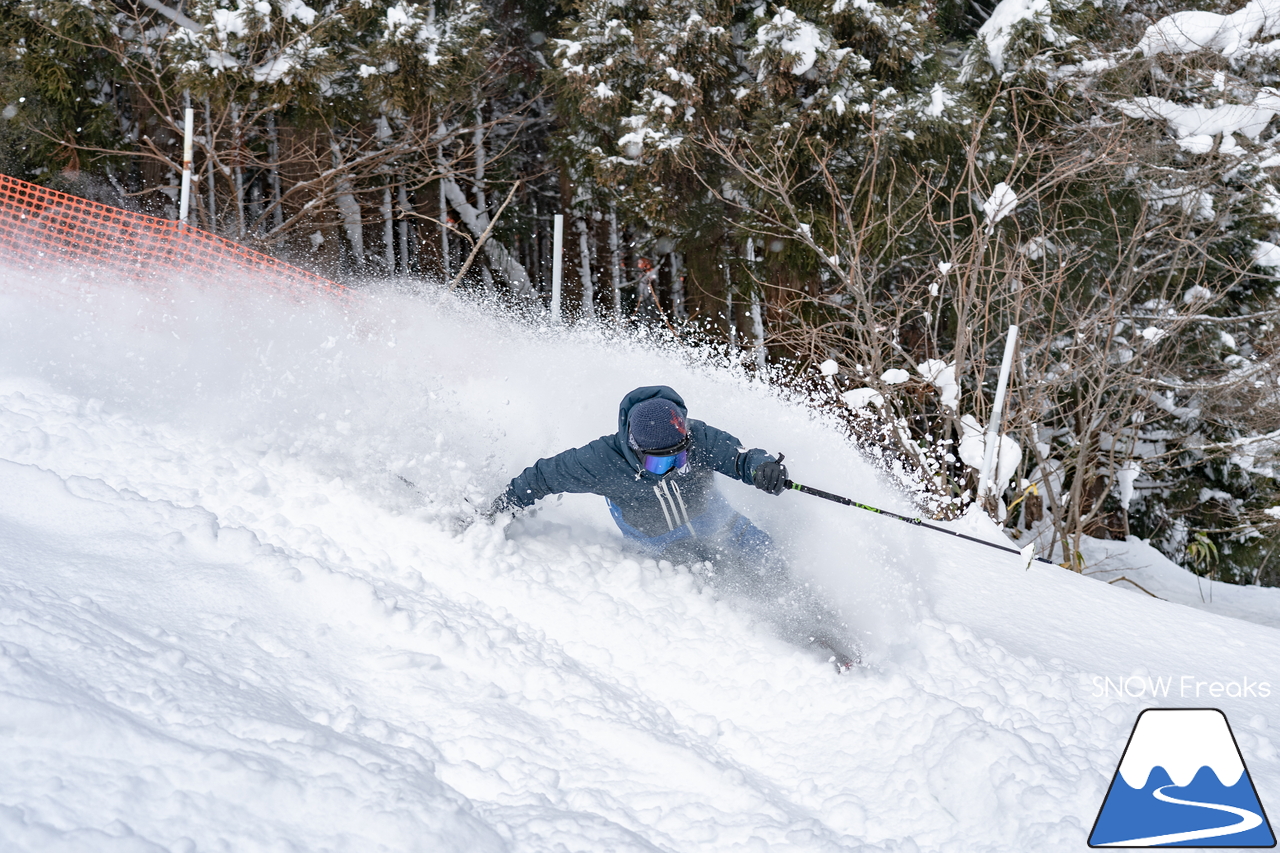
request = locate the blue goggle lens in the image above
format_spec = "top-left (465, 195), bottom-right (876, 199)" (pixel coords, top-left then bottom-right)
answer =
top-left (643, 450), bottom-right (687, 475)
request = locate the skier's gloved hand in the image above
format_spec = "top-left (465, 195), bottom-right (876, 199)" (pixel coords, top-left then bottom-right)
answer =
top-left (752, 457), bottom-right (788, 496)
top-left (480, 493), bottom-right (520, 523)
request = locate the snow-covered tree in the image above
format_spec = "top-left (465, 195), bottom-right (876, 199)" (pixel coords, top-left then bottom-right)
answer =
top-left (0, 0), bottom-right (537, 280)
top-left (745, 0), bottom-right (1280, 577)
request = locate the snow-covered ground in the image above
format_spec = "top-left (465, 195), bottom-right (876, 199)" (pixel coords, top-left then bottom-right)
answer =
top-left (1, 266), bottom-right (1278, 852)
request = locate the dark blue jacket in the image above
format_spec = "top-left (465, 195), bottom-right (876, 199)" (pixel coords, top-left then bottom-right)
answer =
top-left (499, 386), bottom-right (774, 539)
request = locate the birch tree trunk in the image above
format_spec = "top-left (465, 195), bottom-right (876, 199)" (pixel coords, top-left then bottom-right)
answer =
top-left (608, 204), bottom-right (622, 320)
top-left (330, 140), bottom-right (364, 269)
top-left (381, 182), bottom-right (395, 273)
top-left (374, 114), bottom-right (395, 274)
top-left (231, 103), bottom-right (245, 239)
top-left (577, 214), bottom-right (594, 319)
top-left (746, 237), bottom-right (765, 369)
top-left (473, 108), bottom-right (487, 214)
top-left (750, 290), bottom-right (767, 371)
top-left (441, 176), bottom-right (533, 295)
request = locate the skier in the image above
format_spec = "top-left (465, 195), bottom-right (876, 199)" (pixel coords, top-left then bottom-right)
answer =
top-left (482, 385), bottom-right (857, 670)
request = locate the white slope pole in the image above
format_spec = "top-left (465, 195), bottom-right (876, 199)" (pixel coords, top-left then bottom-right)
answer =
top-left (179, 104), bottom-right (194, 226)
top-left (551, 213), bottom-right (564, 322)
top-left (979, 324), bottom-right (1019, 502)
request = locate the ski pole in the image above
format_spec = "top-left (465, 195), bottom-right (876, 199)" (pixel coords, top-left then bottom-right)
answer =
top-left (775, 457), bottom-right (1054, 569)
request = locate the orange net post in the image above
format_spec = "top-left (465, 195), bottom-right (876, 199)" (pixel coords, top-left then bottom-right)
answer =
top-left (0, 173), bottom-right (346, 300)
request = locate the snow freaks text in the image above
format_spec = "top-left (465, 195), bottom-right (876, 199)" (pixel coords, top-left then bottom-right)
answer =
top-left (1092, 676), bottom-right (1273, 700)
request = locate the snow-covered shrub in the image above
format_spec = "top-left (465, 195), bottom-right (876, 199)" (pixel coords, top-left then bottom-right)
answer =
top-left (601, 0), bottom-right (1280, 578)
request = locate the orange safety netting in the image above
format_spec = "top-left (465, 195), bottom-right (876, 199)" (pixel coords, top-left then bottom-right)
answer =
top-left (0, 172), bottom-right (345, 299)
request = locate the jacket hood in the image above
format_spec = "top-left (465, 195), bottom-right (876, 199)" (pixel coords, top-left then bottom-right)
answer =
top-left (617, 386), bottom-right (687, 467)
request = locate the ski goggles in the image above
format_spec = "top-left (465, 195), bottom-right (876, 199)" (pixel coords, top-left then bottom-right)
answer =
top-left (642, 449), bottom-right (688, 475)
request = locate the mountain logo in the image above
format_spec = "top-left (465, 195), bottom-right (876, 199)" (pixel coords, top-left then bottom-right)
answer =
top-left (1089, 708), bottom-right (1276, 847)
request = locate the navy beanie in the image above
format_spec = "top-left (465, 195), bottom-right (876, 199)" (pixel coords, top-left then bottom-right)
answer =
top-left (628, 398), bottom-right (690, 454)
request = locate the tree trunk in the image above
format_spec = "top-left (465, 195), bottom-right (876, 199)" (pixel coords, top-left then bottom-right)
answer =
top-left (204, 97), bottom-right (216, 230)
top-left (441, 176), bottom-right (533, 295)
top-left (231, 103), bottom-right (245, 239)
top-left (397, 183), bottom-right (413, 275)
top-left (381, 182), bottom-right (395, 273)
top-left (439, 176), bottom-right (450, 280)
top-left (670, 252), bottom-right (685, 321)
top-left (372, 114), bottom-right (396, 274)
top-left (637, 262), bottom-right (656, 311)
top-left (249, 178), bottom-right (262, 235)
top-left (750, 289), bottom-right (767, 371)
top-left (1066, 428), bottom-right (1094, 572)
top-left (437, 127), bottom-right (450, 281)
top-left (746, 238), bottom-right (765, 369)
top-left (608, 203), bottom-right (622, 320)
top-left (577, 213), bottom-right (594, 319)
top-left (330, 139), bottom-right (364, 270)
top-left (266, 112), bottom-right (284, 233)
top-left (531, 195), bottom-right (541, 290)
top-left (726, 261), bottom-right (737, 350)
top-left (473, 108), bottom-right (487, 214)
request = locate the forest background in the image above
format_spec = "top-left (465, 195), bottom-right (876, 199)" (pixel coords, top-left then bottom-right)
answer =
top-left (5, 0), bottom-right (1280, 586)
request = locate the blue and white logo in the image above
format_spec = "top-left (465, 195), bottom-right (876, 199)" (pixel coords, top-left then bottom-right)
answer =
top-left (1090, 708), bottom-right (1275, 847)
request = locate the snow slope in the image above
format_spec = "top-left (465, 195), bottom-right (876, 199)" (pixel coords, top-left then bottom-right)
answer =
top-left (1, 266), bottom-right (1278, 852)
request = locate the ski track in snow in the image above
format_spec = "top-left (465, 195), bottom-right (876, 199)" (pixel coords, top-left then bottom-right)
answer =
top-left (0, 267), bottom-right (1278, 851)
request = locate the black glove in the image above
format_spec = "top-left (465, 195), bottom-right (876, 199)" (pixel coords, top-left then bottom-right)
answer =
top-left (480, 492), bottom-right (519, 523)
top-left (752, 457), bottom-right (788, 496)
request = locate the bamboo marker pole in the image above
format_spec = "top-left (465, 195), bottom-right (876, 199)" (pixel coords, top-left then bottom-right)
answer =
top-left (551, 213), bottom-right (564, 322)
top-left (179, 105), bottom-right (193, 226)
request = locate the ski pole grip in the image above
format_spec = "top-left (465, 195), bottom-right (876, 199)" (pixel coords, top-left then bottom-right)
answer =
top-left (774, 453), bottom-right (796, 491)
